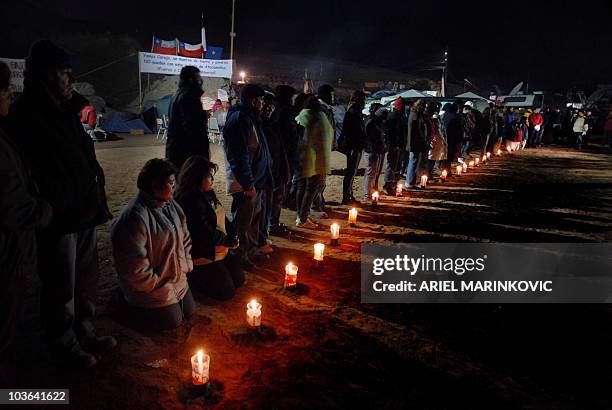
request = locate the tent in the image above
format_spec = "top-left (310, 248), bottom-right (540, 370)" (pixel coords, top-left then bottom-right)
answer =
top-left (143, 94), bottom-right (174, 118)
top-left (380, 89), bottom-right (427, 104)
top-left (455, 92), bottom-right (493, 112)
top-left (100, 112), bottom-right (152, 134)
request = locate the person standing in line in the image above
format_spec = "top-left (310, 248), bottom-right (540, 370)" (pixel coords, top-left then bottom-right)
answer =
top-left (363, 103), bottom-right (388, 200)
top-left (441, 103), bottom-right (462, 174)
top-left (5, 40), bottom-right (115, 368)
top-left (0, 61), bottom-right (53, 371)
top-left (425, 102), bottom-right (448, 180)
top-left (222, 84), bottom-right (273, 271)
top-left (294, 96), bottom-right (333, 228)
top-left (383, 97), bottom-right (407, 195)
top-left (404, 99), bottom-right (429, 189)
top-left (166, 66), bottom-right (210, 169)
top-left (529, 108), bottom-right (544, 148)
top-left (339, 90), bottom-right (367, 205)
top-left (573, 110), bottom-right (587, 150)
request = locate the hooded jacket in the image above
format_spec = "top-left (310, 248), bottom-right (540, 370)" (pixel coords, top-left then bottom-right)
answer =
top-left (111, 191), bottom-right (192, 309)
top-left (295, 109), bottom-right (333, 178)
top-left (166, 84), bottom-right (210, 168)
top-left (223, 103), bottom-right (273, 195)
top-left (385, 108), bottom-right (408, 149)
top-left (364, 115), bottom-right (387, 154)
top-left (5, 80), bottom-right (112, 234)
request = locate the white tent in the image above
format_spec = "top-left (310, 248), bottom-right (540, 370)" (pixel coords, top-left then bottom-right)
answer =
top-left (454, 91), bottom-right (491, 101)
top-left (380, 89), bottom-right (427, 105)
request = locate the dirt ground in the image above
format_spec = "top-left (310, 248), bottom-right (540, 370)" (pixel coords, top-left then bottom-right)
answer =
top-left (8, 135), bottom-right (612, 409)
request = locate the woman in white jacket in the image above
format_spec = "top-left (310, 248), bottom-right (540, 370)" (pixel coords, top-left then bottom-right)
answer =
top-left (111, 159), bottom-right (194, 331)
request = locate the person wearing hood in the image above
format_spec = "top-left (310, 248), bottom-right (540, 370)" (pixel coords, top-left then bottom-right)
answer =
top-left (0, 62), bottom-right (53, 366)
top-left (222, 84), bottom-right (273, 270)
top-left (405, 99), bottom-right (429, 188)
top-left (5, 40), bottom-right (115, 369)
top-left (383, 97), bottom-right (407, 195)
top-left (111, 159), bottom-right (195, 331)
top-left (363, 103), bottom-right (388, 199)
top-left (294, 96), bottom-right (333, 228)
top-left (339, 90), bottom-right (367, 204)
top-left (165, 65), bottom-right (210, 169)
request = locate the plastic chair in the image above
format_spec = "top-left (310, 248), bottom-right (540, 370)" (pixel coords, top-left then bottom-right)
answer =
top-left (156, 115), bottom-right (168, 141)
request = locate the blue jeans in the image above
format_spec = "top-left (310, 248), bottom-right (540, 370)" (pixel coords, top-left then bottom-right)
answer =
top-left (383, 147), bottom-right (401, 191)
top-left (342, 148), bottom-right (363, 200)
top-left (363, 152), bottom-right (384, 199)
top-left (405, 151), bottom-right (426, 188)
top-left (231, 190), bottom-right (265, 262)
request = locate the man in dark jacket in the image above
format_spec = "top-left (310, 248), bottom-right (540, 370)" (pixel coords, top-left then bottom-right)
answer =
top-left (340, 90), bottom-right (367, 204)
top-left (5, 40), bottom-right (115, 369)
top-left (405, 99), bottom-right (428, 188)
top-left (441, 103), bottom-right (462, 172)
top-left (268, 85), bottom-right (295, 236)
top-left (223, 84), bottom-right (273, 270)
top-left (166, 65), bottom-right (210, 169)
top-left (383, 97), bottom-right (407, 195)
top-left (0, 62), bottom-right (53, 365)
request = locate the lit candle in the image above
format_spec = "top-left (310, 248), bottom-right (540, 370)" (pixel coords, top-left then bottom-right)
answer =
top-left (330, 223), bottom-right (340, 246)
top-left (475, 158), bottom-right (480, 166)
top-left (284, 262), bottom-right (298, 287)
top-left (441, 169), bottom-right (448, 180)
top-left (462, 162), bottom-right (468, 173)
top-left (371, 191), bottom-right (379, 206)
top-left (469, 160), bottom-right (475, 169)
top-left (246, 299), bottom-right (262, 328)
top-left (487, 152), bottom-right (491, 160)
top-left (456, 165), bottom-right (462, 176)
top-left (348, 208), bottom-right (358, 226)
top-left (420, 174), bottom-right (428, 187)
top-left (482, 154), bottom-right (487, 163)
top-left (396, 183), bottom-right (403, 196)
top-left (506, 145), bottom-right (511, 153)
top-left (497, 149), bottom-right (502, 156)
top-left (314, 243), bottom-right (325, 262)
top-left (191, 349), bottom-right (210, 385)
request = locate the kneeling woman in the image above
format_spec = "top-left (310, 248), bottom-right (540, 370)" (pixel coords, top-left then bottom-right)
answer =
top-left (175, 156), bottom-right (245, 300)
top-left (111, 159), bottom-right (195, 331)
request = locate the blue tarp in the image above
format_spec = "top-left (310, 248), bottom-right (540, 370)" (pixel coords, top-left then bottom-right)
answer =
top-left (101, 112), bottom-right (152, 133)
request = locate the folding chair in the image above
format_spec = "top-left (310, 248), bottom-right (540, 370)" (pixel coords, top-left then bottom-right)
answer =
top-left (208, 117), bottom-right (222, 144)
top-left (156, 115), bottom-right (168, 141)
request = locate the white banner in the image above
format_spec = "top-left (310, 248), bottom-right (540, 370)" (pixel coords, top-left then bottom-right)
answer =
top-left (0, 57), bottom-right (25, 93)
top-left (139, 52), bottom-right (232, 78)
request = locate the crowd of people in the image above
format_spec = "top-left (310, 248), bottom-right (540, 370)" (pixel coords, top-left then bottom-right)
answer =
top-left (2, 39), bottom-right (612, 376)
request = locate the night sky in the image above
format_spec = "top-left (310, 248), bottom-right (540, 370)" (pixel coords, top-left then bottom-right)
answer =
top-left (3, 0), bottom-right (611, 92)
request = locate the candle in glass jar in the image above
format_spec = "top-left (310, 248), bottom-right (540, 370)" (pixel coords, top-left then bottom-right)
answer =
top-left (497, 149), bottom-right (502, 156)
top-left (441, 169), bottom-right (448, 180)
top-left (314, 243), bottom-right (325, 261)
top-left (420, 175), bottom-right (428, 187)
top-left (475, 157), bottom-right (480, 166)
top-left (348, 208), bottom-right (358, 226)
top-left (462, 162), bottom-right (468, 173)
top-left (396, 183), bottom-right (403, 196)
top-left (506, 145), bottom-right (512, 153)
top-left (246, 299), bottom-right (262, 328)
top-left (284, 262), bottom-right (298, 287)
top-left (191, 349), bottom-right (210, 385)
top-left (371, 191), bottom-right (379, 206)
top-left (456, 165), bottom-right (462, 176)
top-left (482, 154), bottom-right (487, 163)
top-left (487, 152), bottom-right (491, 160)
top-left (330, 223), bottom-right (340, 245)
top-left (469, 160), bottom-right (475, 169)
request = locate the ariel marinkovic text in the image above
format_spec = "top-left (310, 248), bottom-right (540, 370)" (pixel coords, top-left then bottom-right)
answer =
top-left (372, 280), bottom-right (554, 292)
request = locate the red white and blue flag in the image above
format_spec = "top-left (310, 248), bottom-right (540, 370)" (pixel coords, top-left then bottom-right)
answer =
top-left (178, 41), bottom-right (203, 58)
top-left (151, 36), bottom-right (177, 55)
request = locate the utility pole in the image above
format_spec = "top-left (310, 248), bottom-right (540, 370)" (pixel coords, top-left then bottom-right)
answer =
top-left (442, 46), bottom-right (448, 97)
top-left (229, 0), bottom-right (236, 61)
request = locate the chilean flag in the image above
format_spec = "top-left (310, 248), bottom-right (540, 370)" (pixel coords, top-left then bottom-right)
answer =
top-left (178, 41), bottom-right (203, 58)
top-left (151, 36), bottom-right (177, 55)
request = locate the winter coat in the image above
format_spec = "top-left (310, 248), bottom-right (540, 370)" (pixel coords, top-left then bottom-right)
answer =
top-left (295, 109), bottom-right (333, 179)
top-left (263, 114), bottom-right (290, 188)
top-left (461, 111), bottom-right (476, 142)
top-left (5, 80), bottom-right (112, 234)
top-left (441, 111), bottom-right (463, 146)
top-left (339, 104), bottom-right (366, 151)
top-left (406, 110), bottom-right (428, 153)
top-left (573, 117), bottom-right (586, 133)
top-left (385, 108), bottom-right (408, 149)
top-left (223, 103), bottom-right (273, 195)
top-left (0, 129), bottom-right (53, 277)
top-left (427, 115), bottom-right (448, 161)
top-left (166, 85), bottom-right (210, 168)
top-left (270, 104), bottom-right (297, 184)
top-left (176, 190), bottom-right (238, 263)
top-left (111, 191), bottom-right (193, 309)
top-left (530, 113), bottom-right (544, 127)
top-left (364, 115), bottom-right (387, 154)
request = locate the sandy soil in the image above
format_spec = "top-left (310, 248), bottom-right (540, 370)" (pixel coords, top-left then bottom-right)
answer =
top-left (8, 136), bottom-right (612, 409)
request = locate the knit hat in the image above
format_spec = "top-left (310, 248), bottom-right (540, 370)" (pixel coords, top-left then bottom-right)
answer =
top-left (393, 97), bottom-right (405, 111)
top-left (25, 40), bottom-right (72, 74)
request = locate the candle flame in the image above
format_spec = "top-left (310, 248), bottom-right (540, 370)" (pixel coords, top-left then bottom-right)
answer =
top-left (248, 299), bottom-right (258, 309)
top-left (197, 350), bottom-right (203, 364)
